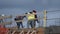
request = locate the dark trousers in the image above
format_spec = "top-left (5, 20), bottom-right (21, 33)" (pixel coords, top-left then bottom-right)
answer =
top-left (35, 19), bottom-right (39, 23)
top-left (0, 19), bottom-right (3, 23)
top-left (34, 19), bottom-right (40, 27)
top-left (16, 22), bottom-right (23, 29)
top-left (27, 20), bottom-right (35, 28)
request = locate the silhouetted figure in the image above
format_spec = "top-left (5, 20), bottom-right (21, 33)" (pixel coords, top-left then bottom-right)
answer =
top-left (32, 10), bottom-right (40, 27)
top-left (14, 16), bottom-right (25, 29)
top-left (25, 12), bottom-right (35, 28)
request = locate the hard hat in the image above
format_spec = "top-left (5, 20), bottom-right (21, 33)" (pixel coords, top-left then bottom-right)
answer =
top-left (29, 12), bottom-right (32, 14)
top-left (1, 14), bottom-right (5, 16)
top-left (27, 12), bottom-right (30, 14)
top-left (33, 10), bottom-right (36, 13)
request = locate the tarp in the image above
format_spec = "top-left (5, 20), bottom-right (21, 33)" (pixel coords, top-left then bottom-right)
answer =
top-left (0, 25), bottom-right (8, 34)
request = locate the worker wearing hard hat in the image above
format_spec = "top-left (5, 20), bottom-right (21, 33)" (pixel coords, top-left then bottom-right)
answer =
top-left (32, 10), bottom-right (40, 27)
top-left (25, 12), bottom-right (35, 28)
top-left (14, 16), bottom-right (25, 29)
top-left (0, 14), bottom-right (4, 23)
top-left (0, 14), bottom-right (5, 22)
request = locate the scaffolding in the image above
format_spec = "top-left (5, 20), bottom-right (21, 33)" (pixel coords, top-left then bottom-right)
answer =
top-left (0, 10), bottom-right (60, 34)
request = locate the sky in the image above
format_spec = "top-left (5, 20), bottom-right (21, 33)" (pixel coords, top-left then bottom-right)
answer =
top-left (0, 0), bottom-right (60, 28)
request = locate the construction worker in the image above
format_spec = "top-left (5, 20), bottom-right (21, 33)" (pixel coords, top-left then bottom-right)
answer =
top-left (0, 19), bottom-right (3, 23)
top-left (14, 16), bottom-right (25, 29)
top-left (25, 12), bottom-right (35, 28)
top-left (32, 10), bottom-right (40, 27)
top-left (0, 15), bottom-right (3, 23)
top-left (0, 15), bottom-right (5, 27)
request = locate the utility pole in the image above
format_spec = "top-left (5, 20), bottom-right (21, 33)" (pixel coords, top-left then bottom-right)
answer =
top-left (43, 10), bottom-right (47, 27)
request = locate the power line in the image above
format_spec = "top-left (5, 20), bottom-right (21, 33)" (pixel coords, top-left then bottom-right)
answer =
top-left (47, 10), bottom-right (60, 13)
top-left (47, 10), bottom-right (60, 12)
top-left (47, 18), bottom-right (60, 20)
top-left (34, 10), bottom-right (60, 14)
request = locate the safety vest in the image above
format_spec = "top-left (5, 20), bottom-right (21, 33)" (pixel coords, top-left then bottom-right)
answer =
top-left (27, 14), bottom-right (35, 20)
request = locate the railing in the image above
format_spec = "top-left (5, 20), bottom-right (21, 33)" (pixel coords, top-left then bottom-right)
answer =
top-left (9, 28), bottom-right (38, 34)
top-left (19, 30), bottom-right (24, 34)
top-left (12, 30), bottom-right (16, 34)
top-left (31, 30), bottom-right (37, 34)
top-left (0, 10), bottom-right (60, 34)
top-left (27, 30), bottom-right (31, 34)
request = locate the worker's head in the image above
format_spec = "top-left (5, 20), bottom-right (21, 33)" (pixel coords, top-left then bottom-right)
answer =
top-left (33, 10), bottom-right (36, 13)
top-left (1, 14), bottom-right (5, 16)
top-left (29, 12), bottom-right (32, 14)
top-left (27, 12), bottom-right (30, 14)
top-left (25, 13), bottom-right (28, 14)
top-left (16, 16), bottom-right (19, 18)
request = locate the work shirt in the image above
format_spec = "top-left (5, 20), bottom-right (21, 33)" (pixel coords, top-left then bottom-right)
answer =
top-left (14, 16), bottom-right (25, 22)
top-left (27, 14), bottom-right (35, 20)
top-left (33, 12), bottom-right (37, 18)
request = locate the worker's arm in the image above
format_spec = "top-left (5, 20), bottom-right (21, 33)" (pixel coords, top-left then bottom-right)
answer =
top-left (15, 20), bottom-right (23, 22)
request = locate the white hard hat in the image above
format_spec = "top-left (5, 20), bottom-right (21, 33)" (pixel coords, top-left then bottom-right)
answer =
top-left (1, 14), bottom-right (5, 16)
top-left (27, 12), bottom-right (30, 14)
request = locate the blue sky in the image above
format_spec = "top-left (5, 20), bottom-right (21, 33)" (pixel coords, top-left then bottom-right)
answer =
top-left (0, 0), bottom-right (60, 28)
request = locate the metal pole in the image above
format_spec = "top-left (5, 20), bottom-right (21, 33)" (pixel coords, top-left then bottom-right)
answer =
top-left (43, 10), bottom-right (47, 27)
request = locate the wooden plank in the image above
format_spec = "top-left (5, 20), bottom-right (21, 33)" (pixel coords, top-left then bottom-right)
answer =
top-left (0, 15), bottom-right (12, 19)
top-left (0, 21), bottom-right (12, 25)
top-left (8, 27), bottom-right (44, 32)
top-left (8, 28), bottom-right (45, 34)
